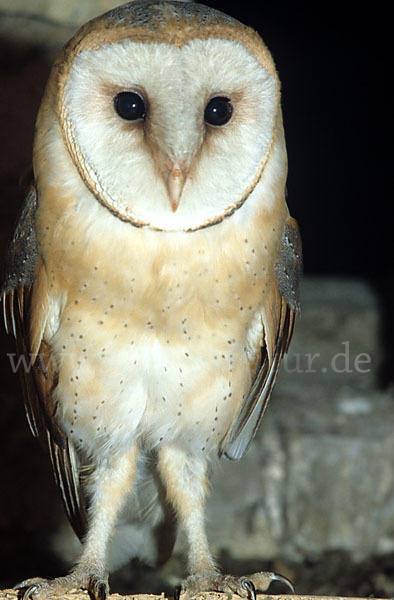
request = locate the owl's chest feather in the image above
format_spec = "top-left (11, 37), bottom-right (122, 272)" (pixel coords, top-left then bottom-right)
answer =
top-left (51, 223), bottom-right (267, 370)
top-left (37, 193), bottom-right (283, 455)
top-left (40, 194), bottom-right (276, 348)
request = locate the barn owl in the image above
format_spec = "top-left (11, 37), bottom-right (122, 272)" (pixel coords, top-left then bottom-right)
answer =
top-left (2, 0), bottom-right (302, 598)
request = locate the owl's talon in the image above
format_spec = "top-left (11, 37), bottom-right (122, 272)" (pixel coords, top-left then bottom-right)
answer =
top-left (14, 571), bottom-right (109, 600)
top-left (240, 578), bottom-right (256, 600)
top-left (13, 582), bottom-right (32, 590)
top-left (95, 582), bottom-right (108, 600)
top-left (14, 578), bottom-right (49, 599)
top-left (243, 571), bottom-right (295, 595)
top-left (178, 570), bottom-right (295, 600)
top-left (86, 575), bottom-right (109, 600)
top-left (270, 573), bottom-right (295, 594)
top-left (23, 586), bottom-right (39, 600)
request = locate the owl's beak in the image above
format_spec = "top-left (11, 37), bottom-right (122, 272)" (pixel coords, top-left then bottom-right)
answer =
top-left (166, 162), bottom-right (186, 212)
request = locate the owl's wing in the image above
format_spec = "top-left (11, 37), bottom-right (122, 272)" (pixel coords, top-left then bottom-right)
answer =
top-left (1, 186), bottom-right (86, 539)
top-left (223, 216), bottom-right (302, 460)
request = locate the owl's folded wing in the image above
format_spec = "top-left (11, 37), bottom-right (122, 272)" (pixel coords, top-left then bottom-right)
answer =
top-left (1, 186), bottom-right (86, 539)
top-left (223, 216), bottom-right (302, 460)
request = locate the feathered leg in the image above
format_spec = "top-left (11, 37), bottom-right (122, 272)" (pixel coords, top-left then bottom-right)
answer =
top-left (157, 445), bottom-right (294, 599)
top-left (15, 445), bottom-right (139, 600)
top-left (157, 445), bottom-right (218, 590)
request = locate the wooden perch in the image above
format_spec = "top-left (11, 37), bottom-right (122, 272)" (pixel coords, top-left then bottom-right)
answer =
top-left (0, 591), bottom-right (388, 600)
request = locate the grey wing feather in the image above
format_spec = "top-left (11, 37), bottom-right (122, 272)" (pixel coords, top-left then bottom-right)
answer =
top-left (274, 218), bottom-right (302, 311)
top-left (1, 187), bottom-right (87, 540)
top-left (2, 186), bottom-right (38, 335)
top-left (224, 305), bottom-right (294, 460)
top-left (223, 217), bottom-right (302, 461)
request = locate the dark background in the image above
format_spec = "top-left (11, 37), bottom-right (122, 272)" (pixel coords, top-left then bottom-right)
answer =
top-left (215, 1), bottom-right (387, 277)
top-left (0, 0), bottom-right (389, 593)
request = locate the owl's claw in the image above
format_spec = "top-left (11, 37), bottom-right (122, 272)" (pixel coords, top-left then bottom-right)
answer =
top-left (23, 587), bottom-right (35, 600)
top-left (240, 578), bottom-right (256, 600)
top-left (176, 570), bottom-right (295, 599)
top-left (269, 572), bottom-right (295, 594)
top-left (14, 578), bottom-right (50, 599)
top-left (14, 570), bottom-right (109, 600)
top-left (241, 571), bottom-right (295, 595)
top-left (14, 584), bottom-right (39, 600)
top-left (24, 587), bottom-right (39, 600)
top-left (89, 582), bottom-right (107, 600)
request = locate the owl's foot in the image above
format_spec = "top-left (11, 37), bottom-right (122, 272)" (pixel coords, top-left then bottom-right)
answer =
top-left (175, 570), bottom-right (295, 600)
top-left (14, 567), bottom-right (109, 600)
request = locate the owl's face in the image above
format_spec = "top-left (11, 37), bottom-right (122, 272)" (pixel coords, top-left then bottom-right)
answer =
top-left (36, 1), bottom-right (283, 232)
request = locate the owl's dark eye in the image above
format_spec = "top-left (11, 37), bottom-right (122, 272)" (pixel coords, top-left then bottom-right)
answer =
top-left (114, 91), bottom-right (146, 121)
top-left (204, 96), bottom-right (233, 126)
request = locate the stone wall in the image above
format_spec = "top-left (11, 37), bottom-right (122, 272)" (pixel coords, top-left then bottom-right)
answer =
top-left (207, 278), bottom-right (393, 563)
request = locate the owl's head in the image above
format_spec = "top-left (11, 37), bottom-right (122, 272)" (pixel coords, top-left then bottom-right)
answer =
top-left (35, 1), bottom-right (285, 232)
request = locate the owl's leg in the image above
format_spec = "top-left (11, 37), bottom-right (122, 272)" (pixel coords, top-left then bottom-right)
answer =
top-left (158, 445), bottom-right (294, 600)
top-left (15, 445), bottom-right (139, 600)
top-left (157, 445), bottom-right (219, 591)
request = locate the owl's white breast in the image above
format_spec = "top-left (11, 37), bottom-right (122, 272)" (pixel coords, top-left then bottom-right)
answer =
top-left (38, 183), bottom-right (284, 460)
top-left (44, 208), bottom-right (265, 457)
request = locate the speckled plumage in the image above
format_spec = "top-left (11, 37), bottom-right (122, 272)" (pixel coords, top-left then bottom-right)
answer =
top-left (3, 1), bottom-right (301, 598)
